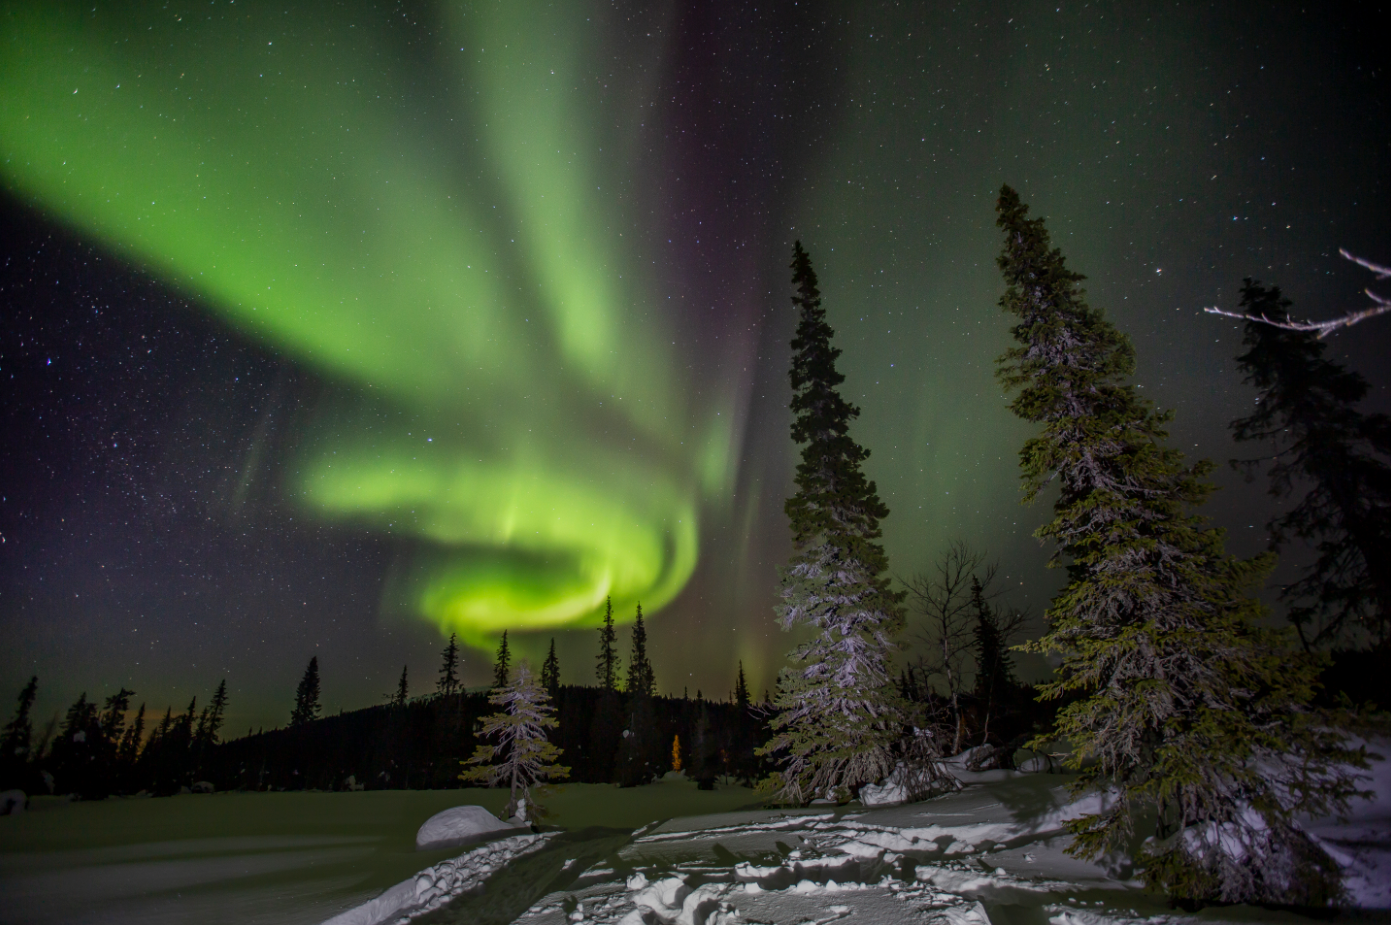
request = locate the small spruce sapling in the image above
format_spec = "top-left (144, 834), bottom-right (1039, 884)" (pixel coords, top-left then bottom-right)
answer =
top-left (460, 662), bottom-right (569, 822)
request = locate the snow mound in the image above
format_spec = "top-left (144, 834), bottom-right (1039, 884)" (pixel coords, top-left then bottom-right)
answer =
top-left (0, 789), bottom-right (25, 815)
top-left (414, 804), bottom-right (522, 850)
top-left (323, 832), bottom-right (549, 925)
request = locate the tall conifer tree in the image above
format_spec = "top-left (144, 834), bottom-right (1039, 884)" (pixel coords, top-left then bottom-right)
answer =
top-left (626, 605), bottom-right (655, 697)
top-left (291, 657), bottom-right (321, 727)
top-left (393, 665), bottom-right (409, 707)
top-left (595, 597), bottom-right (619, 692)
top-left (2, 677), bottom-right (37, 762)
top-left (540, 639), bottom-right (560, 694)
top-left (437, 634), bottom-right (461, 695)
top-left (734, 662), bottom-right (750, 710)
top-left (1230, 280), bottom-right (1391, 650)
top-left (995, 185), bottom-right (1364, 904)
top-left (758, 241), bottom-right (908, 805)
top-left (493, 631), bottom-right (512, 689)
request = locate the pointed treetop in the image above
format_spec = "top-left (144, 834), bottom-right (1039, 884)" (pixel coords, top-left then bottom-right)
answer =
top-left (626, 603), bottom-right (655, 698)
top-left (595, 596), bottom-right (618, 692)
top-left (541, 638), bottom-right (561, 693)
top-left (493, 630), bottom-right (512, 689)
top-left (437, 633), bottom-right (461, 696)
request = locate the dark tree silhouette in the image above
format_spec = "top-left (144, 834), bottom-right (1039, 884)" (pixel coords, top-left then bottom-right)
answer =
top-left (493, 631), bottom-right (512, 690)
top-left (540, 639), bottom-right (560, 695)
top-left (594, 597), bottom-right (618, 692)
top-left (291, 657), bottom-right (322, 727)
top-left (626, 605), bottom-right (655, 697)
top-left (1230, 279), bottom-right (1391, 651)
top-left (437, 634), bottom-right (461, 696)
top-left (734, 662), bottom-right (750, 710)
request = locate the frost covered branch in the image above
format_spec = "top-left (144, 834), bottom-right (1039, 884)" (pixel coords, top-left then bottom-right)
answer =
top-left (1204, 250), bottom-right (1391, 337)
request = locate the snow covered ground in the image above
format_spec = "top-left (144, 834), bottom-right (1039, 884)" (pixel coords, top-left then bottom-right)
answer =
top-left (380, 745), bottom-right (1391, 925)
top-left (2, 742), bottom-right (1386, 925)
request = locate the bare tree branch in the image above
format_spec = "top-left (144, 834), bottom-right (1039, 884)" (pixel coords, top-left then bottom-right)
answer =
top-left (901, 540), bottom-right (1000, 754)
top-left (1203, 249), bottom-right (1391, 338)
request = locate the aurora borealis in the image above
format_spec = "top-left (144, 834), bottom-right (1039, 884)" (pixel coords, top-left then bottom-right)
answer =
top-left (3, 1), bottom-right (1388, 732)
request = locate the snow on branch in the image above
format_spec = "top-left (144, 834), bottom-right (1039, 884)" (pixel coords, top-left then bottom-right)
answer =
top-left (1203, 250), bottom-right (1391, 337)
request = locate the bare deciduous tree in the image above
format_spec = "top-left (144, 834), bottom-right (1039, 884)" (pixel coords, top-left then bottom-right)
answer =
top-left (1205, 249), bottom-right (1391, 337)
top-left (903, 541), bottom-right (999, 755)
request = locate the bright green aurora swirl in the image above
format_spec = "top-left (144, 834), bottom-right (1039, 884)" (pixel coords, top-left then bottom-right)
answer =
top-left (0, 3), bottom-right (733, 647)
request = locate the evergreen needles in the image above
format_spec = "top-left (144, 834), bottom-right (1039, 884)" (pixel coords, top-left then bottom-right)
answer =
top-left (994, 185), bottom-right (1366, 904)
top-left (460, 661), bottom-right (569, 821)
top-left (759, 241), bottom-right (910, 805)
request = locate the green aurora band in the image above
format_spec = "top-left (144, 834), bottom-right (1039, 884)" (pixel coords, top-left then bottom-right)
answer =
top-left (1, 2), bottom-right (734, 647)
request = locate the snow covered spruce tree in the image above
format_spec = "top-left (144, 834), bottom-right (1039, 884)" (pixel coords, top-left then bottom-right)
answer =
top-left (758, 241), bottom-right (916, 805)
top-left (460, 661), bottom-right (568, 822)
top-left (995, 185), bottom-right (1366, 904)
top-left (1230, 279), bottom-right (1391, 651)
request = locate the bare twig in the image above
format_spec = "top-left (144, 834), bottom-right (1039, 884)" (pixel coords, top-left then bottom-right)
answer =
top-left (1203, 249), bottom-right (1391, 337)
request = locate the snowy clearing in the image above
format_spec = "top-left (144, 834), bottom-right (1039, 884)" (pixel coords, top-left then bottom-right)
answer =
top-left (1, 745), bottom-right (1386, 925)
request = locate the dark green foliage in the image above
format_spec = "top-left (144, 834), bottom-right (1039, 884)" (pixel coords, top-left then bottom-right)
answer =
top-left (626, 605), bottom-right (655, 698)
top-left (202, 680), bottom-right (228, 746)
top-left (117, 703), bottom-right (145, 766)
top-left (615, 691), bottom-right (659, 787)
top-left (689, 704), bottom-right (719, 790)
top-left (585, 689), bottom-right (623, 781)
top-left (1231, 280), bottom-right (1391, 650)
top-left (595, 597), bottom-right (619, 692)
top-left (734, 662), bottom-right (750, 710)
top-left (437, 634), bottom-right (461, 695)
top-left (493, 631), bottom-right (512, 690)
top-left (291, 657), bottom-right (321, 727)
top-left (760, 241), bottom-right (909, 805)
top-left (541, 639), bottom-right (560, 695)
top-left (0, 676), bottom-right (37, 788)
top-left (995, 185), bottom-right (1366, 904)
top-left (971, 578), bottom-right (1015, 702)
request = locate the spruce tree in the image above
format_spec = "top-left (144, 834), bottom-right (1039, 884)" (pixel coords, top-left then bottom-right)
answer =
top-left (117, 703), bottom-right (145, 766)
top-left (460, 662), bottom-right (569, 821)
top-left (995, 185), bottom-right (1365, 904)
top-left (595, 597), bottom-right (618, 692)
top-left (734, 662), bottom-right (750, 710)
top-left (758, 241), bottom-right (909, 805)
top-left (393, 665), bottom-right (409, 707)
top-left (493, 631), bottom-right (512, 689)
top-left (0, 676), bottom-right (37, 789)
top-left (197, 680), bottom-right (228, 752)
top-left (540, 639), bottom-right (560, 694)
top-left (1, 677), bottom-right (37, 763)
top-left (626, 605), bottom-right (655, 698)
top-left (1230, 279), bottom-right (1391, 650)
top-left (437, 634), bottom-right (461, 695)
top-left (970, 577), bottom-right (1015, 701)
top-left (291, 657), bottom-right (321, 727)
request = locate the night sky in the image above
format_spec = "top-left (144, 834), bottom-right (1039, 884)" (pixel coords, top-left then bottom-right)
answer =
top-left (3, 1), bottom-right (1388, 736)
